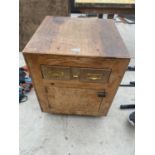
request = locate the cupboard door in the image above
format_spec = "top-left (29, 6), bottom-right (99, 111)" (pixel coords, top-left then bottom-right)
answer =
top-left (46, 86), bottom-right (106, 115)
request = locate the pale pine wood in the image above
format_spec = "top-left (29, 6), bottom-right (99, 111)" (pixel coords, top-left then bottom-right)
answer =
top-left (23, 16), bottom-right (130, 116)
top-left (46, 86), bottom-right (103, 115)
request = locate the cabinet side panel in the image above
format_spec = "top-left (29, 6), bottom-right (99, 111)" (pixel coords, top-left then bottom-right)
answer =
top-left (23, 53), bottom-right (49, 112)
top-left (99, 59), bottom-right (130, 115)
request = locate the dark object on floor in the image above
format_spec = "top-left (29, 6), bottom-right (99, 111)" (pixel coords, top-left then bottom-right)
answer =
top-left (120, 104), bottom-right (135, 109)
top-left (120, 81), bottom-right (135, 87)
top-left (19, 66), bottom-right (33, 103)
top-left (128, 111), bottom-right (135, 127)
top-left (128, 66), bottom-right (135, 71)
top-left (108, 13), bottom-right (114, 19)
top-left (118, 14), bottom-right (135, 24)
top-left (98, 14), bottom-right (103, 18)
top-left (19, 88), bottom-right (28, 103)
top-left (122, 14), bottom-right (135, 21)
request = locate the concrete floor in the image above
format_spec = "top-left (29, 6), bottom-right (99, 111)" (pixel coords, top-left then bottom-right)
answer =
top-left (19, 19), bottom-right (135, 155)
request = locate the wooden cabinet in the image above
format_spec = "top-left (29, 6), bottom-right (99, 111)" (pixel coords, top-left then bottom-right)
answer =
top-left (23, 16), bottom-right (130, 116)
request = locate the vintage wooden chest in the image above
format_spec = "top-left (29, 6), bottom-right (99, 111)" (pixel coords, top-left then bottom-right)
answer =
top-left (23, 16), bottom-right (130, 116)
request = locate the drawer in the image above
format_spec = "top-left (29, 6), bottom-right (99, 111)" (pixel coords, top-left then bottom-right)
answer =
top-left (79, 68), bottom-right (111, 83)
top-left (41, 65), bottom-right (111, 83)
top-left (71, 68), bottom-right (111, 83)
top-left (41, 65), bottom-right (70, 80)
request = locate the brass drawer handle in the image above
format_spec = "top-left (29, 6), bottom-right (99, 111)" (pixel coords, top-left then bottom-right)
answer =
top-left (73, 74), bottom-right (79, 78)
top-left (87, 73), bottom-right (102, 80)
top-left (48, 71), bottom-right (64, 77)
top-left (88, 76), bottom-right (101, 80)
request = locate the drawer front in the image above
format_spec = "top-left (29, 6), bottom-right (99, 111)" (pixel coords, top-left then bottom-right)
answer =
top-left (79, 68), bottom-right (111, 83)
top-left (41, 65), bottom-right (70, 80)
top-left (41, 65), bottom-right (111, 83)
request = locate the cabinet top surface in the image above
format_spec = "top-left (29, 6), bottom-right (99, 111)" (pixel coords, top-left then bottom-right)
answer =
top-left (23, 16), bottom-right (130, 58)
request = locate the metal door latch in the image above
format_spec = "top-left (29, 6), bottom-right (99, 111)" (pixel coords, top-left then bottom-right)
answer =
top-left (97, 92), bottom-right (106, 97)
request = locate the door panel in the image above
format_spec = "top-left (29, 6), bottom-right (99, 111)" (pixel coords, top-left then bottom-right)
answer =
top-left (46, 86), bottom-right (105, 114)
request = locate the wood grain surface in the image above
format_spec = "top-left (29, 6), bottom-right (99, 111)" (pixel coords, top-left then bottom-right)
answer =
top-left (23, 16), bottom-right (130, 58)
top-left (24, 53), bottom-right (130, 116)
top-left (23, 17), bottom-right (130, 116)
